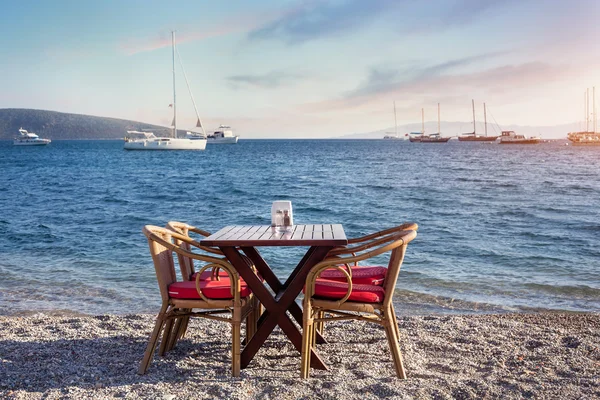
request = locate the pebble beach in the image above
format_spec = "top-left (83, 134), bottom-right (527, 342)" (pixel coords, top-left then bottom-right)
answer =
top-left (1, 312), bottom-right (598, 399)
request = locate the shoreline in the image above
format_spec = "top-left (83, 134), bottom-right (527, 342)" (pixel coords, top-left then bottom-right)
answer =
top-left (1, 312), bottom-right (598, 399)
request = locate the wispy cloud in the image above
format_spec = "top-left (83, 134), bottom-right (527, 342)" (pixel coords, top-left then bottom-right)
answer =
top-left (248, 0), bottom-right (521, 44)
top-left (227, 70), bottom-right (305, 89)
top-left (248, 0), bottom-right (399, 44)
top-left (120, 6), bottom-right (298, 55)
top-left (304, 59), bottom-right (568, 111)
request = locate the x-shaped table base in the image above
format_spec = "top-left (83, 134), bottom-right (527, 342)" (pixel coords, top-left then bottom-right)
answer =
top-left (220, 245), bottom-right (333, 370)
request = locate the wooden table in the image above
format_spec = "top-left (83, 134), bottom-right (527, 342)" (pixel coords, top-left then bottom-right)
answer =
top-left (201, 224), bottom-right (348, 370)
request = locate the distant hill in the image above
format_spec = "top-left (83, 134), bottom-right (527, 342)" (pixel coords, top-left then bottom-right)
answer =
top-left (0, 109), bottom-right (174, 140)
top-left (338, 121), bottom-right (579, 140)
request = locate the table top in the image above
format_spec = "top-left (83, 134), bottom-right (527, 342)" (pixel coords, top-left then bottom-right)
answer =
top-left (201, 224), bottom-right (347, 247)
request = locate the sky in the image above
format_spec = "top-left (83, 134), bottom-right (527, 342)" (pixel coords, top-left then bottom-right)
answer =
top-left (0, 0), bottom-right (599, 138)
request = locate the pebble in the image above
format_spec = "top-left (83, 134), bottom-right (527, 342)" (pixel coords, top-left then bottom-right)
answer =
top-left (0, 313), bottom-right (598, 399)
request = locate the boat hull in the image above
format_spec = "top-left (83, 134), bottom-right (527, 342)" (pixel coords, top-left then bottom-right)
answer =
top-left (420, 137), bottom-right (450, 143)
top-left (408, 137), bottom-right (422, 142)
top-left (458, 136), bottom-right (498, 142)
top-left (499, 139), bottom-right (540, 144)
top-left (13, 139), bottom-right (51, 146)
top-left (206, 136), bottom-right (238, 144)
top-left (124, 138), bottom-right (207, 150)
top-left (570, 141), bottom-right (600, 146)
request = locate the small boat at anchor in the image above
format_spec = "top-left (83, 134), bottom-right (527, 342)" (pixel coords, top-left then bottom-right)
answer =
top-left (499, 130), bottom-right (541, 144)
top-left (383, 101), bottom-right (401, 139)
top-left (458, 100), bottom-right (498, 142)
top-left (417, 105), bottom-right (450, 143)
top-left (206, 125), bottom-right (239, 144)
top-left (567, 87), bottom-right (600, 146)
top-left (13, 128), bottom-right (51, 146)
top-left (124, 31), bottom-right (206, 151)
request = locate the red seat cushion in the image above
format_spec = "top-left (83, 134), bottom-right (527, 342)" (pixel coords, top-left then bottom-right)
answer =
top-left (312, 279), bottom-right (385, 303)
top-left (190, 269), bottom-right (230, 281)
top-left (168, 278), bottom-right (251, 300)
top-left (319, 266), bottom-right (387, 286)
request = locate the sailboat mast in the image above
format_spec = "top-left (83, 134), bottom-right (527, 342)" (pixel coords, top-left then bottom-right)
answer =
top-left (586, 88), bottom-right (590, 132)
top-left (437, 103), bottom-right (440, 133)
top-left (394, 101), bottom-right (397, 137)
top-left (421, 108), bottom-right (425, 134)
top-left (472, 99), bottom-right (476, 135)
top-left (484, 102), bottom-right (487, 136)
top-left (594, 86), bottom-right (597, 134)
top-left (172, 31), bottom-right (177, 138)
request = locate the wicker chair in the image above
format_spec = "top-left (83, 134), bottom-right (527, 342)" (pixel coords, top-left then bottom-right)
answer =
top-left (319, 222), bottom-right (418, 284)
top-left (139, 225), bottom-right (256, 377)
top-left (300, 229), bottom-right (417, 379)
top-left (164, 221), bottom-right (260, 352)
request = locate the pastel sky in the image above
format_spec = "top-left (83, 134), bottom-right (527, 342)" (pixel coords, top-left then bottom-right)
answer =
top-left (1, 0), bottom-right (598, 138)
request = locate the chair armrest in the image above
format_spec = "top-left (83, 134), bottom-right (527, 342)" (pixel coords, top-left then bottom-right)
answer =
top-left (346, 222), bottom-right (418, 244)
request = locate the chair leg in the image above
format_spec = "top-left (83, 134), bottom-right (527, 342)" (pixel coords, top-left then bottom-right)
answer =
top-left (166, 315), bottom-right (183, 352)
top-left (159, 312), bottom-right (176, 356)
top-left (383, 306), bottom-right (407, 379)
top-left (178, 315), bottom-right (190, 339)
top-left (231, 306), bottom-right (242, 377)
top-left (300, 301), bottom-right (314, 379)
top-left (390, 305), bottom-right (400, 342)
top-left (138, 303), bottom-right (169, 375)
top-left (315, 311), bottom-right (325, 343)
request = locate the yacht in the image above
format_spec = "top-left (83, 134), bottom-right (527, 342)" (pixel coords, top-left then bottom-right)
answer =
top-left (383, 101), bottom-right (401, 139)
top-left (124, 130), bottom-right (206, 150)
top-left (13, 128), bottom-right (51, 146)
top-left (567, 87), bottom-right (600, 146)
top-left (499, 131), bottom-right (540, 144)
top-left (458, 100), bottom-right (499, 142)
top-left (411, 106), bottom-right (450, 143)
top-left (124, 31), bottom-right (207, 151)
top-left (206, 125), bottom-right (239, 144)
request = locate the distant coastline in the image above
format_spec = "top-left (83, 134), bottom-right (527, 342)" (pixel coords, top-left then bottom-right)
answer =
top-left (0, 108), bottom-right (582, 140)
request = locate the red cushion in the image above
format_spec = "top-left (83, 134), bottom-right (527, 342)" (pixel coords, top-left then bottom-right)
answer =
top-left (319, 266), bottom-right (387, 286)
top-left (312, 279), bottom-right (385, 303)
top-left (168, 278), bottom-right (251, 300)
top-left (190, 269), bottom-right (230, 281)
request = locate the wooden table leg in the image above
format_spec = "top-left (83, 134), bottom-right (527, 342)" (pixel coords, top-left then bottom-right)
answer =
top-left (220, 246), bottom-right (332, 370)
top-left (241, 246), bottom-right (327, 344)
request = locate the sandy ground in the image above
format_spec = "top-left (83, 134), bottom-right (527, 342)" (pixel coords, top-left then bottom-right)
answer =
top-left (0, 312), bottom-right (598, 399)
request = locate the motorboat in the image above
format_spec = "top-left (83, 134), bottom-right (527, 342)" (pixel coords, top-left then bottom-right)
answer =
top-left (13, 128), bottom-right (51, 146)
top-left (498, 131), bottom-right (540, 144)
top-left (206, 125), bottom-right (239, 144)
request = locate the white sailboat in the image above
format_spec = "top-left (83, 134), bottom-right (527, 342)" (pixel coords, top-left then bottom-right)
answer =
top-left (383, 101), bottom-right (401, 139)
top-left (124, 31), bottom-right (206, 151)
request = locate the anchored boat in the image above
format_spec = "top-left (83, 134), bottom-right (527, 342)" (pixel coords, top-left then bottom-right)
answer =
top-left (13, 128), bottom-right (51, 146)
top-left (124, 31), bottom-right (206, 151)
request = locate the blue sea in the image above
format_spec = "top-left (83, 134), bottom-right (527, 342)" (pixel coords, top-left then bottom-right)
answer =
top-left (0, 139), bottom-right (599, 315)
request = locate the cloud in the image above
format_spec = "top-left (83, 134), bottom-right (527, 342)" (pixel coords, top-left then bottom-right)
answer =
top-left (227, 70), bottom-right (304, 89)
top-left (247, 0), bottom-right (522, 44)
top-left (120, 6), bottom-right (299, 55)
top-left (304, 60), bottom-right (568, 111)
top-left (248, 0), bottom-right (399, 44)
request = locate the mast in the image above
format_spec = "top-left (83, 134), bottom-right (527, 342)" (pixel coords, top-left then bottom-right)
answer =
top-left (394, 101), bottom-right (397, 137)
top-left (472, 99), bottom-right (476, 135)
top-left (421, 108), bottom-right (425, 134)
top-left (172, 31), bottom-right (177, 138)
top-left (594, 86), bottom-right (597, 134)
top-left (586, 88), bottom-right (589, 132)
top-left (437, 103), bottom-right (440, 134)
top-left (484, 102), bottom-right (488, 136)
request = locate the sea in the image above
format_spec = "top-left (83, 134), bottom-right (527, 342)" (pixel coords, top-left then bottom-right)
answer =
top-left (0, 139), bottom-right (599, 316)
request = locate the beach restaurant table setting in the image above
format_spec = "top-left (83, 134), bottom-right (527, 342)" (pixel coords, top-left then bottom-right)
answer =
top-left (139, 200), bottom-right (418, 378)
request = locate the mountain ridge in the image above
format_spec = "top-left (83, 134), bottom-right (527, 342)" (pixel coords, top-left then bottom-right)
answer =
top-left (0, 108), bottom-right (172, 140)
